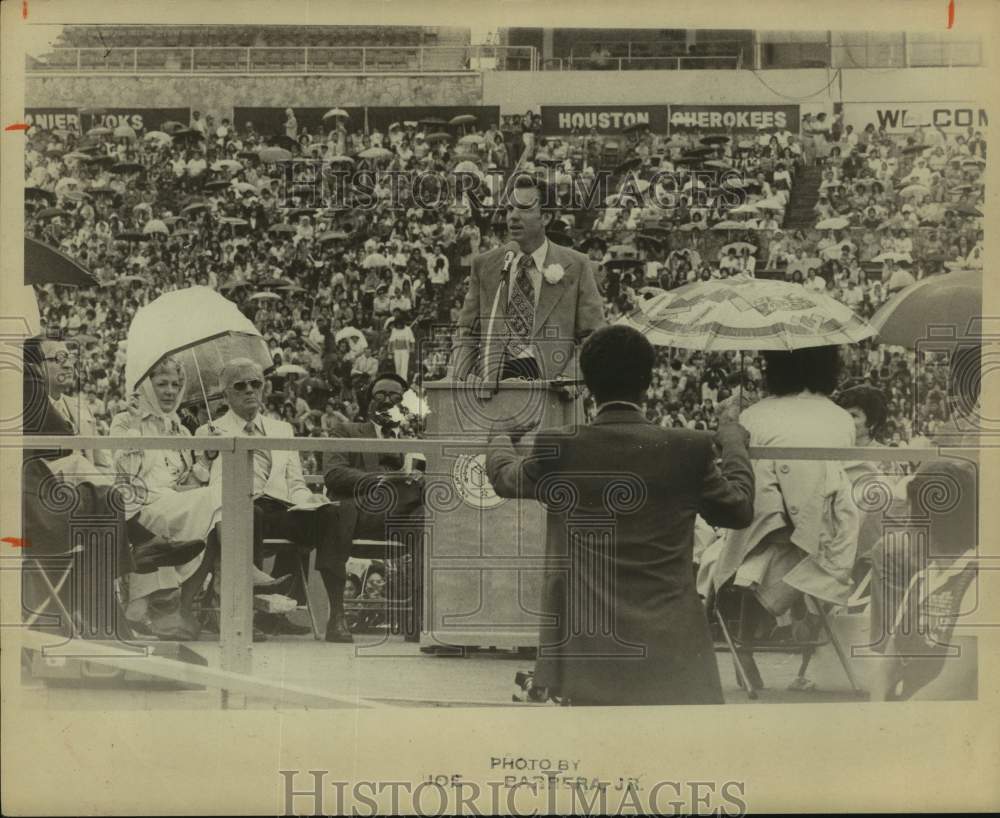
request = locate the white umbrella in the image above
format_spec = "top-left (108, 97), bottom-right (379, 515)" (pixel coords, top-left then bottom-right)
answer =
top-left (142, 219), bottom-right (169, 235)
top-left (323, 108), bottom-right (350, 120)
top-left (816, 216), bottom-right (851, 230)
top-left (249, 291), bottom-right (282, 301)
top-left (124, 286), bottom-right (272, 415)
top-left (258, 147), bottom-right (292, 163)
top-left (275, 363), bottom-right (308, 376)
top-left (143, 130), bottom-right (172, 145)
top-left (729, 203), bottom-right (759, 215)
top-left (900, 184), bottom-right (930, 199)
top-left (211, 159), bottom-right (243, 173)
top-left (334, 326), bottom-right (367, 346)
top-left (113, 124), bottom-right (136, 140)
top-left (711, 220), bottom-right (745, 230)
top-left (453, 160), bottom-right (482, 176)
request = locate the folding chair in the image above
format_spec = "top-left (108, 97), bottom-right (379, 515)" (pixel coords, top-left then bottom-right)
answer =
top-left (22, 549), bottom-right (85, 639)
top-left (713, 585), bottom-right (863, 699)
top-left (261, 539), bottom-right (324, 640)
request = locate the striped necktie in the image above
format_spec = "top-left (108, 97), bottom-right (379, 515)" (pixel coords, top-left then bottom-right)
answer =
top-left (507, 254), bottom-right (536, 357)
top-left (244, 419), bottom-right (273, 493)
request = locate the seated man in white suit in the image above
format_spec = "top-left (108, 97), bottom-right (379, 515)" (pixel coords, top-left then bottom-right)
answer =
top-left (197, 358), bottom-right (353, 642)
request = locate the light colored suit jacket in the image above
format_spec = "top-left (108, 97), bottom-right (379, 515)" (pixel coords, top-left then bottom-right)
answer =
top-left (453, 240), bottom-right (605, 383)
top-left (197, 410), bottom-right (314, 505)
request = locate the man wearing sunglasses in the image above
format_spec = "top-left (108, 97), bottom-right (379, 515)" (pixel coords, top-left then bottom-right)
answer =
top-left (39, 338), bottom-right (110, 470)
top-left (197, 358), bottom-right (353, 642)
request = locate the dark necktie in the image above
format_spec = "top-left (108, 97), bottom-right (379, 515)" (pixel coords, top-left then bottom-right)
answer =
top-left (507, 254), bottom-right (536, 357)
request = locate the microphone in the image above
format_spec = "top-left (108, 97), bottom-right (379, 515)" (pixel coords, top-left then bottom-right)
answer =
top-left (500, 241), bottom-right (518, 277)
top-left (492, 242), bottom-right (519, 395)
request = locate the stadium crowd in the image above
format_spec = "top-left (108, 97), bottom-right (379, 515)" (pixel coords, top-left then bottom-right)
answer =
top-left (23, 105), bottom-right (985, 453)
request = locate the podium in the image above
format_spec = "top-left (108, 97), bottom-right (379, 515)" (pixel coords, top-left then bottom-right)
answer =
top-left (420, 380), bottom-right (582, 650)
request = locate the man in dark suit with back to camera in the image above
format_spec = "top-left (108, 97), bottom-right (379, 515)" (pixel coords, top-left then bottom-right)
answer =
top-left (486, 325), bottom-right (756, 706)
top-left (449, 175), bottom-right (605, 386)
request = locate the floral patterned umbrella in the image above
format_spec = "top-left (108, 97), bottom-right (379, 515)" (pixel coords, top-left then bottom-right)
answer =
top-left (619, 276), bottom-right (875, 351)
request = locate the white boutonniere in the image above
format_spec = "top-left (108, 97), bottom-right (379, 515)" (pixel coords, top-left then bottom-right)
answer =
top-left (543, 263), bottom-right (565, 285)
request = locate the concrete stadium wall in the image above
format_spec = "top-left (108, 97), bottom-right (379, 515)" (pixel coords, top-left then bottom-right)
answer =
top-left (26, 66), bottom-right (986, 123)
top-left (482, 67), bottom-right (989, 113)
top-left (25, 73), bottom-right (484, 124)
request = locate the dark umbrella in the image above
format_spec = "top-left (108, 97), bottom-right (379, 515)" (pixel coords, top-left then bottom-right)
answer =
top-left (700, 135), bottom-right (730, 145)
top-left (622, 121), bottom-right (649, 135)
top-left (449, 114), bottom-right (477, 126)
top-left (237, 150), bottom-right (260, 161)
top-left (269, 134), bottom-right (301, 152)
top-left (602, 258), bottom-right (644, 272)
top-left (949, 204), bottom-right (983, 218)
top-left (84, 154), bottom-right (115, 167)
top-left (682, 147), bottom-right (715, 158)
top-left (614, 156), bottom-right (643, 174)
top-left (870, 270), bottom-right (982, 348)
top-left (901, 144), bottom-right (929, 155)
top-left (25, 187), bottom-right (56, 204)
top-left (111, 162), bottom-right (145, 175)
top-left (268, 223), bottom-right (296, 235)
top-left (24, 237), bottom-right (98, 287)
top-left (288, 207), bottom-right (316, 221)
top-left (318, 230), bottom-right (349, 243)
top-left (425, 132), bottom-right (451, 143)
top-left (182, 201), bottom-right (209, 214)
top-left (172, 128), bottom-right (204, 143)
top-left (115, 231), bottom-right (149, 243)
top-left (88, 186), bottom-right (119, 198)
top-left (160, 120), bottom-right (186, 134)
top-left (35, 207), bottom-right (69, 221)
top-left (203, 179), bottom-right (230, 191)
top-left (636, 233), bottom-right (667, 246)
top-left (419, 117), bottom-right (448, 127)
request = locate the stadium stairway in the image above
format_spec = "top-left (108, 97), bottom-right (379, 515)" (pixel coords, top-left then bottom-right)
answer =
top-left (781, 163), bottom-right (823, 230)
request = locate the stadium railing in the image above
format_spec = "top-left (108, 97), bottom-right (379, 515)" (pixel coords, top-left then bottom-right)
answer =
top-left (13, 433), bottom-right (976, 707)
top-left (26, 45), bottom-right (538, 74)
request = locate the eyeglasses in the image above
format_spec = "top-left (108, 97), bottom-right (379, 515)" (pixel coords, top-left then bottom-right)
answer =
top-left (44, 352), bottom-right (76, 365)
top-left (230, 379), bottom-right (264, 392)
top-left (372, 390), bottom-right (403, 404)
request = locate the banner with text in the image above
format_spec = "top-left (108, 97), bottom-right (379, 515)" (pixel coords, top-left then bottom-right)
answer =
top-left (540, 105), bottom-right (669, 135)
top-left (668, 104), bottom-right (800, 133)
top-left (843, 102), bottom-right (988, 134)
top-left (25, 107), bottom-right (192, 132)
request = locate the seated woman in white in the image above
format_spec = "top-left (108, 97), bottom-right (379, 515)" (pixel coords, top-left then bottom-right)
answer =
top-left (111, 357), bottom-right (223, 637)
top-left (110, 357), bottom-right (281, 637)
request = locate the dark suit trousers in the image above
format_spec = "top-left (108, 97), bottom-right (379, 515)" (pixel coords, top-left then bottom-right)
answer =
top-left (255, 497), bottom-right (349, 604)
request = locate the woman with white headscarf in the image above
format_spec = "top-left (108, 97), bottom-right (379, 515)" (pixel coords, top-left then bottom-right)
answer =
top-left (110, 356), bottom-right (222, 638)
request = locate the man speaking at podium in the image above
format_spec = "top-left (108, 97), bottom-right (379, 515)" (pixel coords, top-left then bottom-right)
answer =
top-left (449, 176), bottom-right (605, 385)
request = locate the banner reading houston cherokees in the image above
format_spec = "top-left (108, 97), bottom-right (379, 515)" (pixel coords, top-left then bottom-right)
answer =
top-left (668, 104), bottom-right (800, 133)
